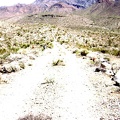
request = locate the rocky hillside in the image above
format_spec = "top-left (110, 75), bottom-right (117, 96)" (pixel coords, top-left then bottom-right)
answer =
top-left (82, 0), bottom-right (120, 29)
top-left (33, 0), bottom-right (118, 8)
top-left (0, 4), bottom-right (42, 18)
top-left (0, 0), bottom-right (119, 19)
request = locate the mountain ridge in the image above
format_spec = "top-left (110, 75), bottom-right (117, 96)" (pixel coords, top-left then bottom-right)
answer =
top-left (0, 0), bottom-right (119, 19)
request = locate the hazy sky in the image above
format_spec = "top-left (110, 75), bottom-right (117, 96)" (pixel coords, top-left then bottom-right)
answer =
top-left (0, 0), bottom-right (35, 6)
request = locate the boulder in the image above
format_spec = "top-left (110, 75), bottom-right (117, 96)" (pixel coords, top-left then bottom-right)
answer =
top-left (111, 69), bottom-right (120, 86)
top-left (0, 64), bottom-right (13, 73)
top-left (0, 62), bottom-right (21, 73)
top-left (10, 62), bottom-right (21, 72)
top-left (100, 61), bottom-right (112, 70)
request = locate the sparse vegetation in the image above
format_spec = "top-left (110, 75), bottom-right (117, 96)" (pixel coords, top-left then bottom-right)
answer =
top-left (12, 12), bottom-right (120, 57)
top-left (19, 62), bottom-right (25, 69)
top-left (0, 11), bottom-right (120, 77)
top-left (42, 78), bottom-right (55, 85)
top-left (0, 5), bottom-right (120, 119)
top-left (18, 114), bottom-right (52, 120)
top-left (52, 59), bottom-right (65, 66)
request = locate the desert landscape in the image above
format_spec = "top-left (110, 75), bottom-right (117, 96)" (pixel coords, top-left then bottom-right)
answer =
top-left (0, 0), bottom-right (120, 120)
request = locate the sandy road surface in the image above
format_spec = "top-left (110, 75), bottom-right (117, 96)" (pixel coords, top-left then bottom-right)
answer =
top-left (0, 42), bottom-right (119, 120)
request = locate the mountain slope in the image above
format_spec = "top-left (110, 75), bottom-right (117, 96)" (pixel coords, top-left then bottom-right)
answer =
top-left (0, 4), bottom-right (43, 18)
top-left (48, 2), bottom-right (77, 13)
top-left (33, 0), bottom-right (99, 8)
top-left (83, 1), bottom-right (120, 29)
top-left (0, 0), bottom-right (119, 19)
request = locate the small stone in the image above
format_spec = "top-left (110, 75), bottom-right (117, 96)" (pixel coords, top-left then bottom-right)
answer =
top-left (6, 53), bottom-right (24, 62)
top-left (95, 68), bottom-right (101, 72)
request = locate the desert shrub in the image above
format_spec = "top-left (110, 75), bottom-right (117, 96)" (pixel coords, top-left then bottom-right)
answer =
top-left (10, 47), bottom-right (19, 53)
top-left (0, 48), bottom-right (7, 54)
top-left (92, 47), bottom-right (108, 54)
top-left (72, 49), bottom-right (80, 55)
top-left (19, 62), bottom-right (25, 69)
top-left (42, 77), bottom-right (55, 85)
top-left (80, 50), bottom-right (89, 56)
top-left (110, 49), bottom-right (120, 56)
top-left (100, 49), bottom-right (108, 54)
top-left (17, 31), bottom-right (22, 36)
top-left (59, 40), bottom-right (64, 45)
top-left (47, 42), bottom-right (53, 49)
top-left (0, 32), bottom-right (3, 37)
top-left (0, 52), bottom-right (10, 60)
top-left (108, 39), bottom-right (112, 46)
top-left (103, 57), bottom-right (110, 61)
top-left (20, 44), bottom-right (30, 49)
top-left (52, 59), bottom-right (65, 66)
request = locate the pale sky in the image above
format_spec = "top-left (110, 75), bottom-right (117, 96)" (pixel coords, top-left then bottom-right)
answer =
top-left (0, 0), bottom-right (35, 6)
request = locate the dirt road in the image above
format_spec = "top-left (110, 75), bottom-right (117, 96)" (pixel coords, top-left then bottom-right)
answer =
top-left (0, 42), bottom-right (119, 120)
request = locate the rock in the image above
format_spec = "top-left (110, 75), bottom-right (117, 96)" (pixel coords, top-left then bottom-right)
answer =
top-left (87, 52), bottom-right (101, 64)
top-left (100, 61), bottom-right (112, 70)
top-left (94, 68), bottom-right (101, 72)
top-left (80, 50), bottom-right (89, 56)
top-left (10, 62), bottom-right (21, 72)
top-left (27, 54), bottom-right (36, 60)
top-left (111, 69), bottom-right (120, 86)
top-left (0, 62), bottom-right (22, 73)
top-left (100, 58), bottom-right (109, 62)
top-left (19, 57), bottom-right (32, 67)
top-left (0, 64), bottom-right (13, 73)
top-left (6, 53), bottom-right (24, 62)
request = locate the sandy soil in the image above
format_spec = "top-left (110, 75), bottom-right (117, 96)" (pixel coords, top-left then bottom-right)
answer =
top-left (0, 42), bottom-right (120, 120)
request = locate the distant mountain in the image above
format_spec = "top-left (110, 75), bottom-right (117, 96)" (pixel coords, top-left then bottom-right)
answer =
top-left (33, 0), bottom-right (120, 8)
top-left (0, 0), bottom-right (119, 19)
top-left (33, 0), bottom-right (98, 8)
top-left (0, 4), bottom-right (43, 18)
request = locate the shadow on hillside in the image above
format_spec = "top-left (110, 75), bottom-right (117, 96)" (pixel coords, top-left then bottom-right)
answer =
top-left (18, 114), bottom-right (52, 120)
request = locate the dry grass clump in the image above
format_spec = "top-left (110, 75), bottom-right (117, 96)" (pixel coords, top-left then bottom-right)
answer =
top-left (18, 114), bottom-right (52, 120)
top-left (41, 77), bottom-right (55, 85)
top-left (72, 49), bottom-right (89, 56)
top-left (52, 59), bottom-right (65, 66)
top-left (19, 62), bottom-right (25, 69)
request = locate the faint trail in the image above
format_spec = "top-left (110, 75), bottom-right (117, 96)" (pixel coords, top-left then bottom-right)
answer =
top-left (0, 42), bottom-right (100, 120)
